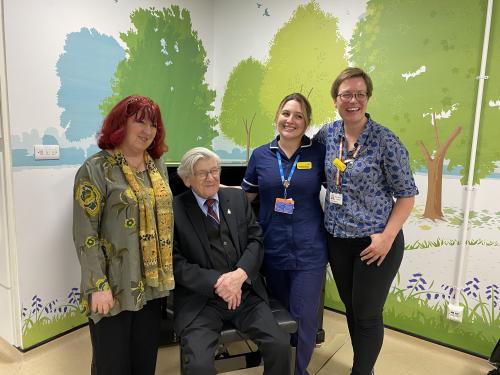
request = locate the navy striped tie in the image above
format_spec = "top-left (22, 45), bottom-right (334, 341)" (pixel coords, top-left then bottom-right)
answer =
top-left (206, 198), bottom-right (219, 226)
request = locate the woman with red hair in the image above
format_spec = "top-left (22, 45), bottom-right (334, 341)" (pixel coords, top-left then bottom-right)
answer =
top-left (73, 95), bottom-right (174, 375)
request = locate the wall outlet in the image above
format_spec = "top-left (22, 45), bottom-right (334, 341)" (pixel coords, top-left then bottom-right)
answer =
top-left (447, 303), bottom-right (464, 322)
top-left (34, 145), bottom-right (60, 160)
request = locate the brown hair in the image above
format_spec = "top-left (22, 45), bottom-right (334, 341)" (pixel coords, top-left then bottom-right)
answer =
top-left (330, 67), bottom-right (373, 100)
top-left (274, 92), bottom-right (312, 126)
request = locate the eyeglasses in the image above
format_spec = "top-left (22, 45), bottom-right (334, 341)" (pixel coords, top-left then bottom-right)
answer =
top-left (337, 92), bottom-right (368, 102)
top-left (194, 168), bottom-right (221, 180)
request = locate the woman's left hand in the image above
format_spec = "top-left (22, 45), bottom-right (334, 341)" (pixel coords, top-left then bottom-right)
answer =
top-left (360, 232), bottom-right (395, 266)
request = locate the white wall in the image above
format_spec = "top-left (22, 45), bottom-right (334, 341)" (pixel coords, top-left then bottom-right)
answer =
top-left (1, 0), bottom-right (216, 348)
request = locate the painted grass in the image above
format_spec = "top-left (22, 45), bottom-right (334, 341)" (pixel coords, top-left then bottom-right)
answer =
top-left (324, 273), bottom-right (500, 357)
top-left (405, 238), bottom-right (500, 250)
top-left (22, 288), bottom-right (87, 349)
top-left (22, 311), bottom-right (87, 349)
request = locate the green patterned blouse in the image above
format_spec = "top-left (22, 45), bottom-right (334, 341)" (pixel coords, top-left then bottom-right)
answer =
top-left (73, 150), bottom-right (173, 323)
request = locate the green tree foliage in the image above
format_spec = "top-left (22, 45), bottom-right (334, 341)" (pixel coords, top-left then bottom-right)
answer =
top-left (350, 0), bottom-right (499, 184)
top-left (100, 6), bottom-right (216, 160)
top-left (219, 58), bottom-right (273, 160)
top-left (260, 1), bottom-right (348, 125)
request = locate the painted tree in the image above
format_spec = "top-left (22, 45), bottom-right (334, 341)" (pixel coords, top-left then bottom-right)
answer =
top-left (101, 6), bottom-right (216, 160)
top-left (219, 58), bottom-right (273, 161)
top-left (259, 1), bottom-right (348, 125)
top-left (57, 28), bottom-right (125, 142)
top-left (350, 0), bottom-right (500, 219)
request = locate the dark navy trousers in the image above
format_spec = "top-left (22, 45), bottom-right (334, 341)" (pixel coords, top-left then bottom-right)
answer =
top-left (266, 267), bottom-right (326, 375)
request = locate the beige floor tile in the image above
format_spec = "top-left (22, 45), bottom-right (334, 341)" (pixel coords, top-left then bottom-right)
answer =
top-left (0, 310), bottom-right (495, 375)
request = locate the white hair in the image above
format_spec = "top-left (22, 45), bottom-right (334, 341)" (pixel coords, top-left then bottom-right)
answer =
top-left (177, 147), bottom-right (220, 179)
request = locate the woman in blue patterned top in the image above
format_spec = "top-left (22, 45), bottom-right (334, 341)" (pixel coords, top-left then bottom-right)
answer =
top-left (314, 68), bottom-right (418, 375)
top-left (242, 93), bottom-right (328, 375)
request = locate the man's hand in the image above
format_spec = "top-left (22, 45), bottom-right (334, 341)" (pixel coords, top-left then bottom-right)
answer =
top-left (91, 290), bottom-right (114, 315)
top-left (214, 268), bottom-right (248, 310)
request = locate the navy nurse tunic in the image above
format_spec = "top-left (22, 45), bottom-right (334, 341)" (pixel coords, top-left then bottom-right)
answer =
top-left (242, 136), bottom-right (328, 271)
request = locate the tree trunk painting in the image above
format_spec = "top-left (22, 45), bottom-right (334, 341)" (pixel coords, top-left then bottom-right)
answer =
top-left (417, 113), bottom-right (462, 220)
top-left (243, 113), bottom-right (256, 162)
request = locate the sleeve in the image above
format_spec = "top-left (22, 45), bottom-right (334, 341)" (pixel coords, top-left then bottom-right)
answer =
top-left (172, 232), bottom-right (221, 297)
top-left (72, 160), bottom-right (109, 305)
top-left (382, 133), bottom-right (419, 198)
top-left (235, 189), bottom-right (264, 281)
top-left (241, 150), bottom-right (259, 193)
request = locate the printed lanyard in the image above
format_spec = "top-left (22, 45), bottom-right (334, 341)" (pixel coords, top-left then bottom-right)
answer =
top-left (277, 152), bottom-right (300, 199)
top-left (335, 137), bottom-right (361, 190)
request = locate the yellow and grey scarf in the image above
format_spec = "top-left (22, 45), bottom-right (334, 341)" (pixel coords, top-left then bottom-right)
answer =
top-left (115, 149), bottom-right (174, 291)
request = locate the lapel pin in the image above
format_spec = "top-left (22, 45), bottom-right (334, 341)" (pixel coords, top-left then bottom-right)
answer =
top-left (227, 209), bottom-right (231, 215)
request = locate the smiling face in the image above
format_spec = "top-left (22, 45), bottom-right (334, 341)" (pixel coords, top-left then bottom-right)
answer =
top-left (276, 99), bottom-right (307, 142)
top-left (184, 157), bottom-right (220, 199)
top-left (121, 113), bottom-right (157, 155)
top-left (334, 76), bottom-right (369, 128)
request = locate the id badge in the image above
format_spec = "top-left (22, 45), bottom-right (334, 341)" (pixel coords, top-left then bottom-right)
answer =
top-left (274, 198), bottom-right (295, 214)
top-left (329, 192), bottom-right (343, 205)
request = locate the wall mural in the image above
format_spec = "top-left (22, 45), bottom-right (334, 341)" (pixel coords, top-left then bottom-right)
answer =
top-left (7, 0), bottom-right (499, 354)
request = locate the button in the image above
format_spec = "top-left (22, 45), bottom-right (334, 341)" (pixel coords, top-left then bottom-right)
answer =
top-left (223, 241), bottom-right (227, 246)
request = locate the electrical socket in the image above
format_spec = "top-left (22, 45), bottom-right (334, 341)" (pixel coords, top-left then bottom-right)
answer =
top-left (34, 144), bottom-right (60, 160)
top-left (447, 303), bottom-right (464, 322)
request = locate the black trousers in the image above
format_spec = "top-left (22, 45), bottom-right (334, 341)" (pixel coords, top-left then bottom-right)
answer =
top-left (89, 298), bottom-right (162, 375)
top-left (180, 293), bottom-right (291, 375)
top-left (327, 231), bottom-right (404, 375)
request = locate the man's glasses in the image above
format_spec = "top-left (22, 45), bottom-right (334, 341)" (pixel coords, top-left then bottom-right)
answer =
top-left (194, 168), bottom-right (221, 180)
top-left (337, 92), bottom-right (368, 102)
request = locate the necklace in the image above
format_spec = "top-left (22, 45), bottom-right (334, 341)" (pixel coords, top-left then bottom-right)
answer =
top-left (124, 155), bottom-right (145, 171)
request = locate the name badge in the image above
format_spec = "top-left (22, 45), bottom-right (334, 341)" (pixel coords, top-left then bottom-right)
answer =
top-left (329, 192), bottom-right (343, 205)
top-left (333, 158), bottom-right (346, 172)
top-left (297, 161), bottom-right (312, 169)
top-left (274, 198), bottom-right (295, 214)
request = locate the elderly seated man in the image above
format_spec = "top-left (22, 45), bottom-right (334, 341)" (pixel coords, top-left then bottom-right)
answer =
top-left (173, 147), bottom-right (291, 375)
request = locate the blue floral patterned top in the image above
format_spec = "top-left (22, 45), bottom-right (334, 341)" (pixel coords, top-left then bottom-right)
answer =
top-left (314, 114), bottom-right (418, 238)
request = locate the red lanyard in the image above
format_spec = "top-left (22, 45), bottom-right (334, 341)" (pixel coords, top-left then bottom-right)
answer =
top-left (335, 137), bottom-right (361, 190)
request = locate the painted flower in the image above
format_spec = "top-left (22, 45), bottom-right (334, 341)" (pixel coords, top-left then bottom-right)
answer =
top-left (125, 218), bottom-right (136, 229)
top-left (75, 180), bottom-right (101, 217)
top-left (85, 236), bottom-right (97, 248)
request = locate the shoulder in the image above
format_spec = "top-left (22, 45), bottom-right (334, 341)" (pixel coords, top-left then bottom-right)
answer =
top-left (219, 186), bottom-right (245, 199)
top-left (250, 142), bottom-right (272, 158)
top-left (80, 150), bottom-right (109, 168)
top-left (310, 138), bottom-right (326, 153)
top-left (369, 119), bottom-right (405, 148)
top-left (174, 190), bottom-right (192, 203)
top-left (314, 121), bottom-right (341, 142)
top-left (75, 150), bottom-right (110, 179)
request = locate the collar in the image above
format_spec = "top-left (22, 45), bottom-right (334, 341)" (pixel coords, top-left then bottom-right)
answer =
top-left (191, 190), bottom-right (219, 211)
top-left (269, 135), bottom-right (313, 150)
top-left (337, 113), bottom-right (373, 147)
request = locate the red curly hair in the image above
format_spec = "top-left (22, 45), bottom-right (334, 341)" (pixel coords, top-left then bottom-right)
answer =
top-left (97, 95), bottom-right (168, 159)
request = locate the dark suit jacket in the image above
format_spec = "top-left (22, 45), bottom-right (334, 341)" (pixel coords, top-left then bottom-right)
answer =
top-left (172, 187), bottom-right (269, 334)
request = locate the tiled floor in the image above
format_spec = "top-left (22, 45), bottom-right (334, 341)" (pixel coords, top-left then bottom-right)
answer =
top-left (0, 310), bottom-right (494, 374)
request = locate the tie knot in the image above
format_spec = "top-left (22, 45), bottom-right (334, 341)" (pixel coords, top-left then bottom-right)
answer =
top-left (206, 198), bottom-right (216, 208)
